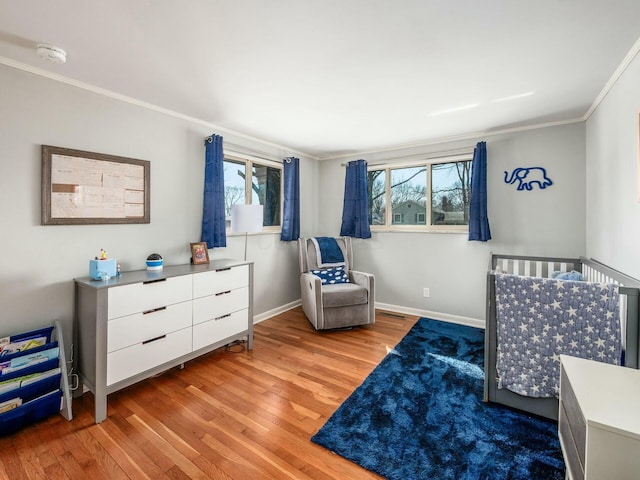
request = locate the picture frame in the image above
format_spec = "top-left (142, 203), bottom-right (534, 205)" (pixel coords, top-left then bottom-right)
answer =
top-left (190, 242), bottom-right (210, 265)
top-left (41, 145), bottom-right (150, 225)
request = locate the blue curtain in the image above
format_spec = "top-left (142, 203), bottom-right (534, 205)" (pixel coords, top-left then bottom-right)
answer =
top-left (340, 159), bottom-right (371, 239)
top-left (201, 134), bottom-right (227, 248)
top-left (280, 157), bottom-right (300, 241)
top-left (468, 141), bottom-right (492, 242)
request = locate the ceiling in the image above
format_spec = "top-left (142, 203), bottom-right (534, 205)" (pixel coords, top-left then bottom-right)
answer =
top-left (1, 1), bottom-right (640, 159)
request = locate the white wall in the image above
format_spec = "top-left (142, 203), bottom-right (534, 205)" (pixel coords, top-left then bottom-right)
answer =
top-left (0, 59), bottom-right (591, 349)
top-left (0, 64), bottom-right (314, 351)
top-left (318, 123), bottom-right (586, 323)
top-left (586, 52), bottom-right (640, 280)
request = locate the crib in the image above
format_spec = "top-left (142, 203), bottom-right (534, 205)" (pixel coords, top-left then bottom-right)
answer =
top-left (484, 253), bottom-right (640, 420)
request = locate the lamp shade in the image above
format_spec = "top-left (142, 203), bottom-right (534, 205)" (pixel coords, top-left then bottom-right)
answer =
top-left (231, 204), bottom-right (263, 233)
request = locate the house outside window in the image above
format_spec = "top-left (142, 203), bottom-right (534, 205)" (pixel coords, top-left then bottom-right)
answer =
top-left (367, 154), bottom-right (472, 232)
top-left (223, 156), bottom-right (282, 231)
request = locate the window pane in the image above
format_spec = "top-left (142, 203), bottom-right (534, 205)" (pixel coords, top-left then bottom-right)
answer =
top-left (431, 161), bottom-right (471, 225)
top-left (390, 166), bottom-right (426, 225)
top-left (252, 164), bottom-right (281, 227)
top-left (224, 159), bottom-right (246, 228)
top-left (367, 170), bottom-right (386, 225)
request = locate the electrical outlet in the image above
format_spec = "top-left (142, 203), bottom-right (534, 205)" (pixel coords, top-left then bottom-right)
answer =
top-left (423, 287), bottom-right (430, 298)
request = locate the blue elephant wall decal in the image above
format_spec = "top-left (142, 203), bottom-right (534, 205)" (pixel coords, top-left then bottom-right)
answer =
top-left (504, 167), bottom-right (553, 191)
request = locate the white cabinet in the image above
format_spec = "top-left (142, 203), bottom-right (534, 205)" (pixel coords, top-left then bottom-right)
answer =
top-left (559, 355), bottom-right (640, 480)
top-left (74, 260), bottom-right (253, 423)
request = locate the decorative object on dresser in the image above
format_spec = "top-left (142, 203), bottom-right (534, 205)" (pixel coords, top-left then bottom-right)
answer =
top-left (559, 355), bottom-right (640, 480)
top-left (190, 242), bottom-right (209, 265)
top-left (145, 253), bottom-right (163, 270)
top-left (73, 259), bottom-right (253, 423)
top-left (89, 248), bottom-right (118, 280)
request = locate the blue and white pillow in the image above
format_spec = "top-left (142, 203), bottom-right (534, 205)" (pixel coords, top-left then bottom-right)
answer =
top-left (311, 266), bottom-right (350, 285)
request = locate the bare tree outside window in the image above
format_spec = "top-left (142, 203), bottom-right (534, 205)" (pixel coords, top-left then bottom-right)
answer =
top-left (431, 161), bottom-right (471, 225)
top-left (222, 157), bottom-right (283, 229)
top-left (390, 167), bottom-right (426, 225)
top-left (367, 157), bottom-right (472, 230)
top-left (367, 170), bottom-right (386, 225)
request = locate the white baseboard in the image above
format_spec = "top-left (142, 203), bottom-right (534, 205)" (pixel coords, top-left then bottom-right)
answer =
top-left (254, 299), bottom-right (484, 330)
top-left (375, 302), bottom-right (485, 330)
top-left (253, 300), bottom-right (301, 324)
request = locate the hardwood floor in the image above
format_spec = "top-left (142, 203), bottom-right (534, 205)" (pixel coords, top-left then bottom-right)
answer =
top-left (0, 308), bottom-right (419, 479)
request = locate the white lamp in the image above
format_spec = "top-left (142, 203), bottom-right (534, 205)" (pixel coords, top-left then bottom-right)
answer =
top-left (231, 204), bottom-right (263, 261)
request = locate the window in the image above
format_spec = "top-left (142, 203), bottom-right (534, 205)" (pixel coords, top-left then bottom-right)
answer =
top-left (223, 156), bottom-right (282, 230)
top-left (368, 155), bottom-right (472, 231)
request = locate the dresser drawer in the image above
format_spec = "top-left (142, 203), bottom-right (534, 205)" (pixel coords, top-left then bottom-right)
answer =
top-left (107, 275), bottom-right (192, 320)
top-left (561, 368), bottom-right (586, 466)
top-left (107, 327), bottom-right (192, 386)
top-left (193, 265), bottom-right (249, 299)
top-left (192, 286), bottom-right (249, 325)
top-left (107, 301), bottom-right (192, 353)
top-left (559, 401), bottom-right (584, 480)
top-left (193, 309), bottom-right (248, 351)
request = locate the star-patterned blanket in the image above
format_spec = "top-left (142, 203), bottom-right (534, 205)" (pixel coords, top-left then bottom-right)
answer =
top-left (495, 274), bottom-right (621, 398)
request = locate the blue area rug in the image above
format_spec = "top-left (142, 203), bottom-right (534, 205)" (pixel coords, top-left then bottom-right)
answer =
top-left (311, 318), bottom-right (565, 480)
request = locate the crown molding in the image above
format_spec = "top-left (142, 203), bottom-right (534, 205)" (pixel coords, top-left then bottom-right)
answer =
top-left (5, 34), bottom-right (638, 164)
top-left (583, 34), bottom-right (640, 120)
top-left (318, 117), bottom-right (584, 161)
top-left (0, 55), bottom-right (317, 161)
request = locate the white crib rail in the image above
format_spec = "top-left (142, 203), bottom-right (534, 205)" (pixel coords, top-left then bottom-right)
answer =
top-left (492, 255), bottom-right (580, 279)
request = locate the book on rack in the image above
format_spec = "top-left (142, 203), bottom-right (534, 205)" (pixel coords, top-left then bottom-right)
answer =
top-left (0, 397), bottom-right (22, 414)
top-left (0, 334), bottom-right (47, 357)
top-left (0, 367), bottom-right (62, 395)
top-left (0, 347), bottom-right (59, 375)
top-left (20, 367), bottom-right (61, 386)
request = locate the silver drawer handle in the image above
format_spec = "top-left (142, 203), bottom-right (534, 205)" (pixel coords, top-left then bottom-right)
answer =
top-left (215, 290), bottom-right (231, 296)
top-left (215, 314), bottom-right (231, 321)
top-left (142, 306), bottom-right (167, 315)
top-left (142, 334), bottom-right (167, 345)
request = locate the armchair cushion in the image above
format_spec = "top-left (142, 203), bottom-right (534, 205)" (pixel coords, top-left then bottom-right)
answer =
top-left (322, 283), bottom-right (369, 308)
top-left (311, 266), bottom-right (350, 285)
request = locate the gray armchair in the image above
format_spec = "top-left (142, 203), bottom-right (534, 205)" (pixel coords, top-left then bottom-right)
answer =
top-left (298, 237), bottom-right (375, 330)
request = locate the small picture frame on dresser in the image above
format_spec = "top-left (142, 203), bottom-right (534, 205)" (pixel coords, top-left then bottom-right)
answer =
top-left (190, 242), bottom-right (210, 265)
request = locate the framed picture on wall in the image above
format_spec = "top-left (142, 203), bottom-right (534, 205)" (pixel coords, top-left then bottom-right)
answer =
top-left (190, 242), bottom-right (210, 265)
top-left (41, 145), bottom-right (150, 225)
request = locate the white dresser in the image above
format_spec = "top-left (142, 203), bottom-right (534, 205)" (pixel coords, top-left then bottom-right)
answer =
top-left (74, 259), bottom-right (252, 423)
top-left (558, 355), bottom-right (640, 480)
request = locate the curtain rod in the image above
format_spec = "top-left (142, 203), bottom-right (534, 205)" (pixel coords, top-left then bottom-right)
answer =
top-left (203, 136), bottom-right (287, 163)
top-left (340, 161), bottom-right (385, 167)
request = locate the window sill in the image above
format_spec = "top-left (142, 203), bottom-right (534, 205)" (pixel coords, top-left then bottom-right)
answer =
top-left (370, 227), bottom-right (468, 235)
top-left (226, 229), bottom-right (281, 237)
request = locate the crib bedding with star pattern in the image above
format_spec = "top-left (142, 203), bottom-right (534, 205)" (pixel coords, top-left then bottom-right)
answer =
top-left (495, 274), bottom-right (621, 398)
top-left (484, 254), bottom-right (640, 420)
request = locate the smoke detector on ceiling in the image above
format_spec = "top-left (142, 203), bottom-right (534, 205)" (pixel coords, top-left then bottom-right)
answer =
top-left (36, 44), bottom-right (67, 64)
